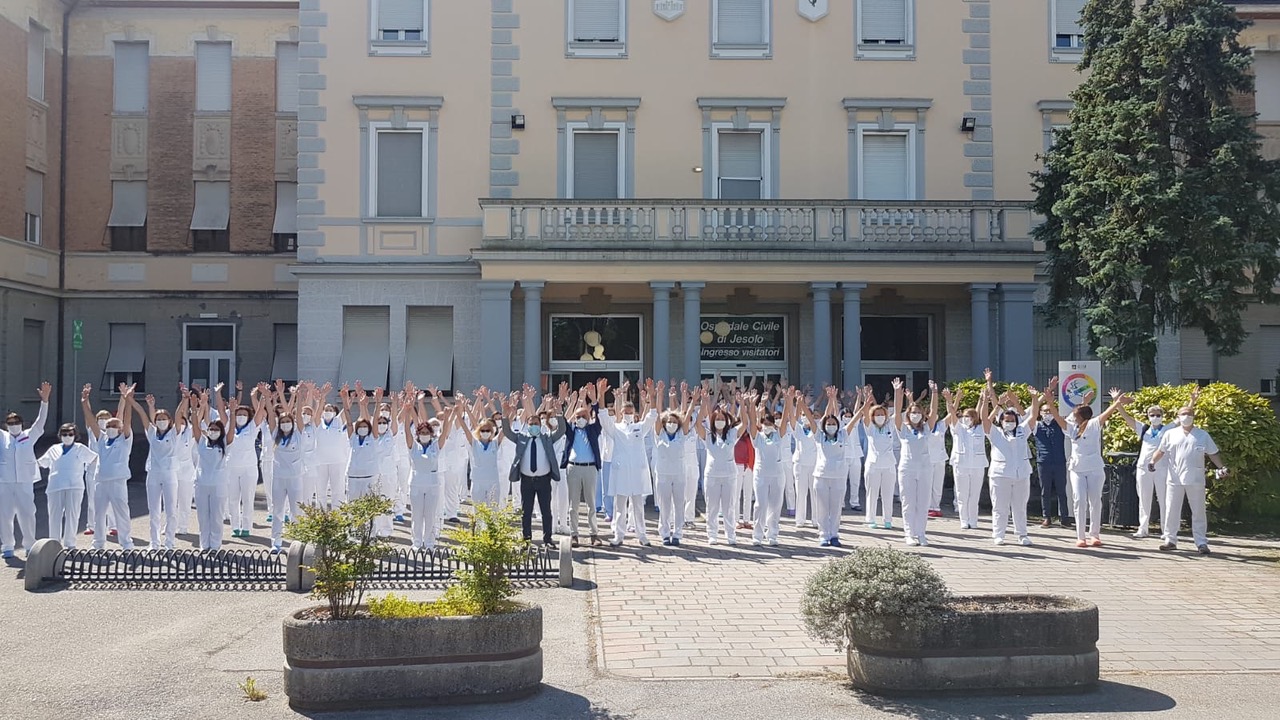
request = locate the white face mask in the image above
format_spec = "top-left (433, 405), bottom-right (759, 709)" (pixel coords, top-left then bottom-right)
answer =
top-left (960, 417), bottom-right (974, 429)
top-left (418, 434), bottom-right (432, 444)
top-left (98, 419), bottom-right (109, 431)
top-left (547, 419), bottom-right (558, 430)
top-left (280, 422), bottom-right (294, 433)
top-left (207, 430), bottom-right (222, 441)
top-left (322, 411), bottom-right (336, 422)
top-left (60, 434), bottom-right (76, 446)
top-left (825, 424), bottom-right (839, 435)
top-left (357, 427), bottom-right (371, 437)
top-left (908, 413), bottom-right (923, 424)
top-left (623, 414), bottom-right (635, 424)
top-left (762, 426), bottom-right (776, 436)
top-left (156, 420), bottom-right (170, 432)
top-left (377, 422), bottom-right (390, 432)
top-left (1148, 416), bottom-right (1163, 427)
top-left (1002, 421), bottom-right (1017, 433)
top-left (873, 416), bottom-right (886, 427)
top-left (1178, 414), bottom-right (1193, 427)
top-left (575, 418), bottom-right (588, 429)
top-left (302, 413), bottom-right (313, 423)
top-left (665, 422), bottom-right (679, 434)
top-left (235, 416), bottom-right (250, 428)
top-left (714, 420), bottom-right (727, 431)
top-left (479, 431), bottom-right (493, 439)
top-left (1040, 411), bottom-right (1053, 421)
top-left (7, 424), bottom-right (22, 435)
top-left (106, 427), bottom-right (121, 439)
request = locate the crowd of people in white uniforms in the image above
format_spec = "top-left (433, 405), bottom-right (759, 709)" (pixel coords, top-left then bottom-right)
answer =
top-left (0, 370), bottom-right (1230, 559)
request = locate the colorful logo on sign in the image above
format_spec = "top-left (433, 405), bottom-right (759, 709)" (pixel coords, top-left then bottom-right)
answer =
top-left (1061, 372), bottom-right (1097, 409)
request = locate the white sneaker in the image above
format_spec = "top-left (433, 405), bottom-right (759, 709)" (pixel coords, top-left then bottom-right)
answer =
top-left (918, 538), bottom-right (929, 547)
top-left (1019, 536), bottom-right (1033, 546)
top-left (993, 538), bottom-right (1006, 546)
top-left (1131, 531), bottom-right (1149, 539)
top-left (766, 539), bottom-right (779, 546)
top-left (751, 539), bottom-right (762, 546)
top-left (905, 538), bottom-right (920, 547)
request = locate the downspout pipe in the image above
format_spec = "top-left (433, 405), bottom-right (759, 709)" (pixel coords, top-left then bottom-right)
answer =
top-left (56, 0), bottom-right (82, 426)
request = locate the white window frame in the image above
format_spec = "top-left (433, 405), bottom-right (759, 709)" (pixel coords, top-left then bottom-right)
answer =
top-left (370, 0), bottom-right (430, 56)
top-left (547, 313), bottom-right (645, 371)
top-left (855, 123), bottom-right (918, 201)
top-left (25, 170), bottom-right (43, 245)
top-left (856, 0), bottom-right (915, 60)
top-left (195, 41), bottom-right (232, 113)
top-left (1050, 0), bottom-right (1085, 63)
top-left (25, 212), bottom-right (41, 245)
top-left (710, 123), bottom-right (772, 200)
top-left (367, 121), bottom-right (430, 219)
top-left (1255, 51), bottom-right (1280, 124)
top-left (28, 20), bottom-right (47, 102)
top-left (711, 0), bottom-right (772, 60)
top-left (567, 0), bottom-right (627, 59)
top-left (182, 323), bottom-right (237, 394)
top-left (566, 122), bottom-right (626, 200)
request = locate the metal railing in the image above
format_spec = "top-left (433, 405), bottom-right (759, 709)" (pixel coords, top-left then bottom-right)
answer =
top-left (366, 544), bottom-right (559, 588)
top-left (480, 199), bottom-right (1035, 249)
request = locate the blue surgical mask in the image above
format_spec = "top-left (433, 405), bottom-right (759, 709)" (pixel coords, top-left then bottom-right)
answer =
top-left (528, 425), bottom-right (542, 437)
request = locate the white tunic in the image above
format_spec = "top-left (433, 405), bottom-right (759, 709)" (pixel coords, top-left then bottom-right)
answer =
top-left (95, 434), bottom-right (133, 483)
top-left (1066, 417), bottom-right (1105, 474)
top-left (753, 430), bottom-right (790, 480)
top-left (988, 426), bottom-right (1032, 480)
top-left (792, 426), bottom-right (818, 466)
top-left (949, 423), bottom-right (989, 469)
top-left (410, 440), bottom-right (441, 490)
top-left (652, 428), bottom-right (691, 476)
top-left (145, 425), bottom-right (180, 482)
top-left (703, 427), bottom-right (738, 479)
top-left (195, 440), bottom-right (230, 488)
top-left (272, 431), bottom-right (304, 479)
top-left (1129, 418), bottom-right (1170, 468)
top-left (347, 433), bottom-right (380, 477)
top-left (227, 420), bottom-right (260, 470)
top-left (314, 419), bottom-right (349, 465)
top-left (38, 444), bottom-right (98, 492)
top-left (814, 429), bottom-right (850, 479)
top-left (897, 424), bottom-right (932, 469)
top-left (469, 438), bottom-right (501, 486)
top-left (601, 411), bottom-right (655, 496)
top-left (865, 423), bottom-right (898, 471)
top-left (1157, 427), bottom-right (1219, 486)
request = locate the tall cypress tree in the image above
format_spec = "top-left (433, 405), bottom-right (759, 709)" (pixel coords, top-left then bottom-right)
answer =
top-left (1032, 0), bottom-right (1280, 385)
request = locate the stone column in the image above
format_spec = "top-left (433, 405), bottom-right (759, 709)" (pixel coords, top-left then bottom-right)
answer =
top-left (521, 281), bottom-right (544, 389)
top-left (478, 280), bottom-right (515, 391)
top-left (970, 283), bottom-right (995, 377)
top-left (998, 283), bottom-right (1038, 385)
top-left (812, 283), bottom-right (837, 387)
top-left (841, 282), bottom-right (866, 391)
top-left (681, 282), bottom-right (704, 383)
top-left (651, 282), bottom-right (675, 383)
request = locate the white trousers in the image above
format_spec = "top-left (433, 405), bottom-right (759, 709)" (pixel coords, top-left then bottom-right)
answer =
top-left (47, 488), bottom-right (84, 548)
top-left (551, 470), bottom-right (570, 532)
top-left (899, 463), bottom-right (932, 543)
top-left (228, 466), bottom-right (257, 531)
top-left (410, 484), bottom-right (442, 548)
top-left (175, 465), bottom-right (196, 533)
top-left (0, 483), bottom-right (37, 552)
top-left (753, 473), bottom-right (785, 543)
top-left (812, 475), bottom-right (845, 541)
top-left (348, 476), bottom-right (375, 500)
top-left (1136, 464), bottom-right (1168, 535)
top-left (704, 474), bottom-right (737, 543)
top-left (953, 466), bottom-right (986, 528)
top-left (565, 465), bottom-right (600, 537)
top-left (261, 458), bottom-right (274, 515)
top-left (683, 458), bottom-right (699, 519)
top-left (793, 462), bottom-right (814, 526)
top-left (393, 458), bottom-right (411, 514)
top-left (864, 465), bottom-right (896, 524)
top-left (1163, 483), bottom-right (1208, 546)
top-left (146, 475), bottom-right (178, 548)
top-left (735, 465), bottom-right (755, 522)
top-left (1070, 470), bottom-right (1105, 541)
top-left (442, 464), bottom-right (467, 519)
top-left (270, 474), bottom-right (301, 542)
top-left (928, 461), bottom-right (946, 512)
top-left (195, 485), bottom-right (225, 551)
top-left (612, 494), bottom-right (648, 543)
top-left (991, 474), bottom-right (1030, 541)
top-left (471, 478), bottom-right (500, 512)
top-left (93, 479), bottom-right (133, 549)
top-left (314, 462), bottom-right (346, 508)
top-left (783, 459), bottom-right (796, 511)
top-left (654, 473), bottom-right (686, 540)
top-left (845, 460), bottom-right (863, 508)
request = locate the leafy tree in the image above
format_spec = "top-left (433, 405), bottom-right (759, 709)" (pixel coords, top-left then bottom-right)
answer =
top-left (286, 494), bottom-right (394, 620)
top-left (1032, 0), bottom-right (1280, 386)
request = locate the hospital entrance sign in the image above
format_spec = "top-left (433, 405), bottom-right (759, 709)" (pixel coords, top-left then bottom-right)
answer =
top-left (700, 316), bottom-right (786, 362)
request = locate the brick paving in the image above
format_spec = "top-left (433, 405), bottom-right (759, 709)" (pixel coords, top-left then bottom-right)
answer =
top-left (586, 513), bottom-right (1280, 679)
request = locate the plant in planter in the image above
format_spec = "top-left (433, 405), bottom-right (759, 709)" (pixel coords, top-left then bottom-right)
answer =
top-left (281, 498), bottom-right (543, 711)
top-left (802, 547), bottom-right (1099, 694)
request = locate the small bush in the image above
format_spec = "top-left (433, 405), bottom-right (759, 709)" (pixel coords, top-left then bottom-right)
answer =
top-left (801, 547), bottom-right (951, 651)
top-left (441, 502), bottom-right (529, 616)
top-left (238, 676), bottom-right (267, 702)
top-left (367, 593), bottom-right (434, 619)
top-left (285, 494), bottom-right (395, 620)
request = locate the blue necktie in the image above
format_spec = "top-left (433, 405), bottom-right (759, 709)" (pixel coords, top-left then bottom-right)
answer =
top-left (529, 438), bottom-right (538, 473)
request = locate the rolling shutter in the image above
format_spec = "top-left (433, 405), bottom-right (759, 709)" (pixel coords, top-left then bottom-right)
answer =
top-left (28, 22), bottom-right (46, 100)
top-left (1255, 52), bottom-right (1280, 122)
top-left (1055, 0), bottom-right (1085, 37)
top-left (339, 306), bottom-right (391, 388)
top-left (717, 131), bottom-right (763, 199)
top-left (379, 0), bottom-right (424, 32)
top-left (1180, 326), bottom-right (1214, 381)
top-left (375, 131), bottom-right (424, 217)
top-left (572, 132), bottom-right (620, 199)
top-left (276, 42), bottom-right (298, 113)
top-left (861, 0), bottom-right (907, 43)
top-left (573, 0), bottom-right (621, 42)
top-left (861, 133), bottom-right (910, 200)
top-left (1258, 326), bottom-right (1280, 392)
top-left (196, 42), bottom-right (231, 112)
top-left (404, 306), bottom-right (454, 391)
top-left (108, 181), bottom-right (148, 227)
top-left (105, 324), bottom-right (146, 374)
top-left (113, 42), bottom-right (149, 113)
top-left (716, 0), bottom-right (765, 45)
top-left (26, 170), bottom-right (43, 218)
top-left (271, 324), bottom-right (298, 383)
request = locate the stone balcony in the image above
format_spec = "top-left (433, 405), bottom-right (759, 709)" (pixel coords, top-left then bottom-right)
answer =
top-left (479, 199), bottom-right (1037, 255)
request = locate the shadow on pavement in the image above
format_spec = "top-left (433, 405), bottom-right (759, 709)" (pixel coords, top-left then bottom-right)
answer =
top-left (851, 680), bottom-right (1176, 719)
top-left (290, 685), bottom-right (634, 720)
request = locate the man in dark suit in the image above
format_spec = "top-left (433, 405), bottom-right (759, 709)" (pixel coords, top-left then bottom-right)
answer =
top-left (503, 388), bottom-right (566, 544)
top-left (560, 380), bottom-right (607, 547)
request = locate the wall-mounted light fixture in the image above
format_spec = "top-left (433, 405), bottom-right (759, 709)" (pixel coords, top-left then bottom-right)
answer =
top-left (960, 116), bottom-right (977, 132)
top-left (511, 114), bottom-right (526, 129)
top-left (692, 166), bottom-right (703, 173)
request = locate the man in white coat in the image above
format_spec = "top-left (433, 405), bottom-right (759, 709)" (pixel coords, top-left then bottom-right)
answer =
top-left (0, 382), bottom-right (52, 558)
top-left (1148, 405), bottom-right (1226, 555)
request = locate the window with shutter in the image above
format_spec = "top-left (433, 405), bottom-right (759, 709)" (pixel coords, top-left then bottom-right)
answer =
top-left (103, 323), bottom-right (147, 391)
top-left (376, 0), bottom-right (425, 41)
top-left (276, 43), bottom-right (299, 113)
top-left (339, 306), bottom-right (391, 389)
top-left (572, 0), bottom-right (621, 42)
top-left (716, 131), bottom-right (764, 199)
top-left (1054, 0), bottom-right (1085, 50)
top-left (405, 307), bottom-right (455, 391)
top-left (860, 133), bottom-right (911, 201)
top-left (196, 42), bottom-right (232, 112)
top-left (271, 324), bottom-right (298, 385)
top-left (374, 130), bottom-right (426, 217)
top-left (25, 170), bottom-right (43, 245)
top-left (1180, 327), bottom-right (1215, 383)
top-left (273, 181), bottom-right (298, 252)
top-left (113, 42), bottom-right (149, 113)
top-left (570, 132), bottom-right (621, 199)
top-left (1256, 52), bottom-right (1280, 123)
top-left (713, 0), bottom-right (769, 57)
top-left (859, 0), bottom-right (907, 44)
top-left (28, 21), bottom-right (46, 101)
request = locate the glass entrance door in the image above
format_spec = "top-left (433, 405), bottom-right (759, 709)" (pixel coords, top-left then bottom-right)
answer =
top-left (700, 368), bottom-right (786, 390)
top-left (859, 314), bottom-right (934, 402)
top-left (183, 323), bottom-right (236, 397)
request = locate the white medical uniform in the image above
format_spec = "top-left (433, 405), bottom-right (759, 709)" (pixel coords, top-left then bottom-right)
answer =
top-left (0, 401), bottom-right (46, 554)
top-left (194, 436), bottom-right (229, 551)
top-left (145, 424), bottom-right (181, 549)
top-left (1067, 416), bottom-right (1106, 543)
top-left (813, 428), bottom-right (850, 543)
top-left (1130, 418), bottom-right (1169, 537)
top-left (601, 411), bottom-right (655, 544)
top-left (703, 426), bottom-right (739, 544)
top-left (752, 425), bottom-right (791, 544)
top-left (988, 421), bottom-right (1033, 543)
top-left (93, 432), bottom-right (135, 550)
top-left (949, 421), bottom-right (988, 529)
top-left (897, 424), bottom-right (933, 545)
top-left (1158, 426), bottom-right (1219, 548)
top-left (863, 421), bottom-right (897, 527)
top-left (652, 426), bottom-right (690, 542)
top-left (38, 441), bottom-right (97, 549)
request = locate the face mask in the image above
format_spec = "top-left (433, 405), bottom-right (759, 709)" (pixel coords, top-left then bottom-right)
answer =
top-left (156, 420), bottom-right (170, 432)
top-left (908, 413), bottom-right (923, 424)
top-left (98, 419), bottom-right (109, 431)
top-left (1178, 414), bottom-right (1193, 427)
top-left (380, 412), bottom-right (391, 421)
top-left (1002, 422), bottom-right (1017, 433)
top-left (418, 434), bottom-right (432, 445)
top-left (800, 418), bottom-right (811, 428)
top-left (60, 434), bottom-right (75, 446)
top-left (7, 424), bottom-right (22, 435)
top-left (547, 419), bottom-right (558, 429)
top-left (322, 411), bottom-right (336, 422)
top-left (1040, 412), bottom-right (1052, 421)
top-left (528, 425), bottom-right (542, 437)
top-left (106, 427), bottom-right (121, 439)
top-left (236, 416), bottom-right (250, 428)
top-left (665, 422), bottom-right (679, 434)
top-left (873, 416), bottom-right (886, 427)
top-left (280, 423), bottom-right (294, 433)
top-left (575, 418), bottom-right (588, 429)
top-left (357, 427), bottom-right (370, 438)
top-left (714, 420), bottom-right (727, 431)
top-left (762, 426), bottom-right (776, 436)
top-left (825, 424), bottom-right (839, 435)
top-left (302, 413), bottom-right (313, 423)
top-left (1148, 416), bottom-right (1163, 427)
top-left (960, 417), bottom-right (974, 429)
top-left (623, 414), bottom-right (635, 424)
top-left (377, 422), bottom-right (389, 432)
top-left (479, 431), bottom-right (493, 440)
top-left (207, 430), bottom-right (222, 441)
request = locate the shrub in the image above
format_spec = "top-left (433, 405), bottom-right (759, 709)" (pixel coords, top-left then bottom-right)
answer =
top-left (1103, 383), bottom-right (1280, 512)
top-left (439, 501), bottom-right (528, 616)
top-left (801, 547), bottom-right (951, 651)
top-left (285, 494), bottom-right (395, 620)
top-left (367, 593), bottom-right (434, 619)
top-left (945, 378), bottom-right (1040, 411)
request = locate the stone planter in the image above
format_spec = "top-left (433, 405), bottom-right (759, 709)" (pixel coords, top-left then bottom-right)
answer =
top-left (846, 595), bottom-right (1098, 694)
top-left (283, 604), bottom-right (542, 710)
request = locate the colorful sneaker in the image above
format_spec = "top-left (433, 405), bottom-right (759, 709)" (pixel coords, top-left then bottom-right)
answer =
top-left (394, 514), bottom-right (405, 523)
top-left (84, 528), bottom-right (95, 536)
top-left (819, 539), bottom-right (831, 547)
top-left (882, 521), bottom-right (893, 530)
top-left (266, 514), bottom-right (274, 523)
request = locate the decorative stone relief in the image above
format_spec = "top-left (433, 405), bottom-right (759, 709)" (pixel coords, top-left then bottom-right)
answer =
top-left (193, 115), bottom-right (231, 179)
top-left (276, 117), bottom-right (298, 181)
top-left (26, 101), bottom-right (47, 173)
top-left (652, 0), bottom-right (685, 22)
top-left (797, 0), bottom-right (829, 22)
top-left (111, 117), bottom-right (149, 179)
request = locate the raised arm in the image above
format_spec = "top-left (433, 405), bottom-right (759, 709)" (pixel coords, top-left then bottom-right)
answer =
top-left (927, 380), bottom-right (939, 427)
top-left (31, 381), bottom-right (51, 436)
top-left (224, 397), bottom-right (239, 446)
top-left (891, 377), bottom-right (905, 431)
top-left (80, 384), bottom-right (99, 440)
top-left (1098, 388), bottom-right (1129, 425)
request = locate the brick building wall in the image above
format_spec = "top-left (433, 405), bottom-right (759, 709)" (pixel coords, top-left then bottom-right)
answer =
top-left (147, 56), bottom-right (197, 253)
top-left (230, 57), bottom-right (277, 253)
top-left (0, 18), bottom-right (29, 242)
top-left (64, 55), bottom-right (111, 252)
